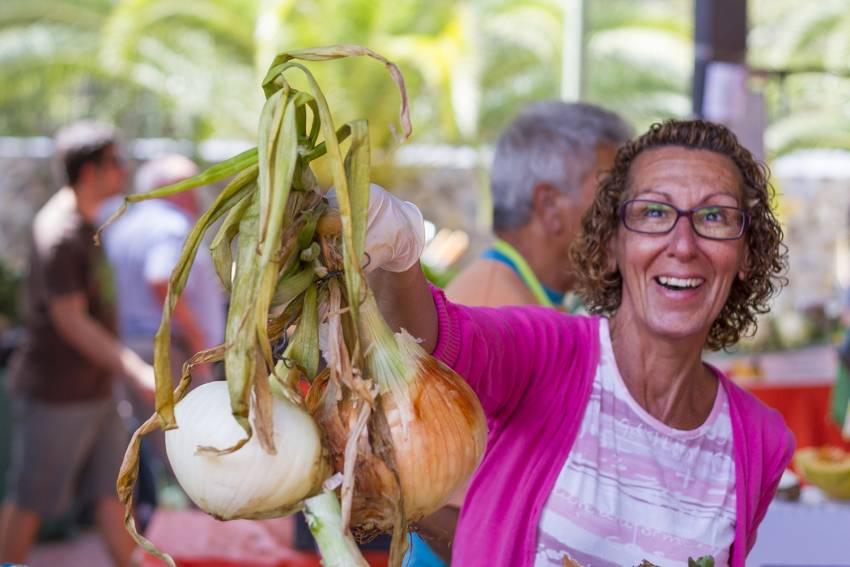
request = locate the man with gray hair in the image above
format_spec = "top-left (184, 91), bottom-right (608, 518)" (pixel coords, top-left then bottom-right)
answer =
top-left (409, 101), bottom-right (631, 566)
top-left (446, 101), bottom-right (631, 308)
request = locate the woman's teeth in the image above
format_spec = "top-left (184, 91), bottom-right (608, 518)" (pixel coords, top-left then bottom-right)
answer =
top-left (656, 276), bottom-right (704, 290)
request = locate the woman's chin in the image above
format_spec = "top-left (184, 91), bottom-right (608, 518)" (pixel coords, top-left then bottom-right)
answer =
top-left (643, 316), bottom-right (712, 345)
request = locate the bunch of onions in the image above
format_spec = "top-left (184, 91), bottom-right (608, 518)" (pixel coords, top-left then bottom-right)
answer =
top-left (307, 288), bottom-right (487, 542)
top-left (106, 45), bottom-right (487, 567)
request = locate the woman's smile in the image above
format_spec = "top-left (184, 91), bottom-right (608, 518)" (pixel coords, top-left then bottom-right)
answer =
top-left (653, 274), bottom-right (706, 298)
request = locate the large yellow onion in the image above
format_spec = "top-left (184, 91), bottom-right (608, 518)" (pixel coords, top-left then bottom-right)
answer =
top-left (307, 301), bottom-right (487, 536)
top-left (165, 381), bottom-right (328, 520)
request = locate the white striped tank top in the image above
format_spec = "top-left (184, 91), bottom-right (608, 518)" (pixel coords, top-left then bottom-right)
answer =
top-left (533, 318), bottom-right (736, 567)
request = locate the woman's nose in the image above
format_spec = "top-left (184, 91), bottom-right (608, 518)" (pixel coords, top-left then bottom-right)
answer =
top-left (666, 214), bottom-right (699, 258)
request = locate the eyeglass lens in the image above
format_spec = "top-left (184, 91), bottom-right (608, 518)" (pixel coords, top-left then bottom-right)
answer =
top-left (622, 200), bottom-right (745, 239)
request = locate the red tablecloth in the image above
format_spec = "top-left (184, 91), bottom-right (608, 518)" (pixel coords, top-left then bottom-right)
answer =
top-left (745, 382), bottom-right (850, 450)
top-left (140, 509), bottom-right (388, 567)
top-left (714, 346), bottom-right (849, 449)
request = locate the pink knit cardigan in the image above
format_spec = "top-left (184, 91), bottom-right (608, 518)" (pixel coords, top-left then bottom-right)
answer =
top-left (428, 286), bottom-right (795, 567)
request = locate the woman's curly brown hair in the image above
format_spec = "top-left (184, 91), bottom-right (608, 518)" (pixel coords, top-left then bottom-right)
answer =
top-left (569, 119), bottom-right (788, 350)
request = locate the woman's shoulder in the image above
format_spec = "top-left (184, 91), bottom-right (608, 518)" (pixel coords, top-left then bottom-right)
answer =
top-left (714, 370), bottom-right (796, 466)
top-left (465, 302), bottom-right (602, 375)
top-left (718, 373), bottom-right (784, 423)
top-left (448, 290), bottom-right (598, 341)
top-left (430, 283), bottom-right (601, 366)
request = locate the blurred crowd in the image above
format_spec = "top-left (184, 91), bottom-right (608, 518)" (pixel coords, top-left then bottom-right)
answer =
top-left (0, 121), bottom-right (226, 566)
top-left (0, 102), bottom-right (633, 566)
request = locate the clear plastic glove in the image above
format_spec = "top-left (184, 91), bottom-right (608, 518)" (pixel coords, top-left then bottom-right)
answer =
top-left (327, 183), bottom-right (425, 272)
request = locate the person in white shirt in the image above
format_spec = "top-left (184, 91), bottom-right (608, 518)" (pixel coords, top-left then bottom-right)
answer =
top-left (101, 154), bottom-right (225, 372)
top-left (98, 154), bottom-right (226, 510)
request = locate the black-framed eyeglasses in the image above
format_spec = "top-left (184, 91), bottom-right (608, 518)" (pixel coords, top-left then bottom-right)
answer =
top-left (618, 199), bottom-right (749, 241)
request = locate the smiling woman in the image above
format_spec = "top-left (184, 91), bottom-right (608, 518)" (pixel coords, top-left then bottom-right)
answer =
top-left (364, 119), bottom-right (794, 567)
top-left (572, 121), bottom-right (787, 351)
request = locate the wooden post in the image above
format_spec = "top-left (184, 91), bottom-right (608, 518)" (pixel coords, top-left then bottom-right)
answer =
top-left (692, 0), bottom-right (747, 117)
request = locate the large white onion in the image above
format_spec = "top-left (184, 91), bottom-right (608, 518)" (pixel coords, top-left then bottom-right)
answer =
top-left (165, 381), bottom-right (326, 520)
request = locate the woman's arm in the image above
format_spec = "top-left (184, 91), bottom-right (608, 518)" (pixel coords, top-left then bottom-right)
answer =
top-left (366, 264), bottom-right (437, 353)
top-left (358, 184), bottom-right (561, 416)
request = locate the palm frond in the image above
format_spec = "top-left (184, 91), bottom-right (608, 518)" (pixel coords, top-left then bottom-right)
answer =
top-left (767, 111), bottom-right (850, 157)
top-left (100, 0), bottom-right (256, 74)
top-left (483, 4), bottom-right (561, 60)
top-left (752, 0), bottom-right (850, 68)
top-left (0, 0), bottom-right (105, 29)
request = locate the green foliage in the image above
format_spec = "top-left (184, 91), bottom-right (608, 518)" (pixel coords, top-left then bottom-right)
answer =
top-left (584, 0), bottom-right (693, 130)
top-left (0, 0), bottom-right (691, 145)
top-left (750, 0), bottom-right (850, 156)
top-left (2, 0), bottom-right (848, 156)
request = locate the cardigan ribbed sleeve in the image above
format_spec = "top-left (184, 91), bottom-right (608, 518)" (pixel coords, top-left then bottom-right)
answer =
top-left (429, 283), bottom-right (575, 421)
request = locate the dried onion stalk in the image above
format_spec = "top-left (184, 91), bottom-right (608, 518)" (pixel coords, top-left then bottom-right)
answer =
top-left (106, 44), bottom-right (486, 567)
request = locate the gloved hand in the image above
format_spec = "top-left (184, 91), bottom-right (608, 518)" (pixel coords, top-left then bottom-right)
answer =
top-left (328, 183), bottom-right (425, 272)
top-left (320, 184), bottom-right (426, 372)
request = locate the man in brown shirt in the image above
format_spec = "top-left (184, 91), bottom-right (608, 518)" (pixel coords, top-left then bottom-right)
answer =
top-left (0, 122), bottom-right (155, 567)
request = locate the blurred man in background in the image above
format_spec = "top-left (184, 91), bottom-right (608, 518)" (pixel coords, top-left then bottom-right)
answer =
top-left (100, 154), bottom-right (225, 381)
top-left (98, 154), bottom-right (226, 520)
top-left (446, 100), bottom-right (632, 309)
top-left (410, 101), bottom-right (632, 565)
top-left (0, 121), bottom-right (155, 567)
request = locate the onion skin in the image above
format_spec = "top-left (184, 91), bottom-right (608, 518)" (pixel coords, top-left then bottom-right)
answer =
top-left (385, 354), bottom-right (487, 517)
top-left (308, 340), bottom-right (488, 535)
top-left (165, 381), bottom-right (328, 520)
